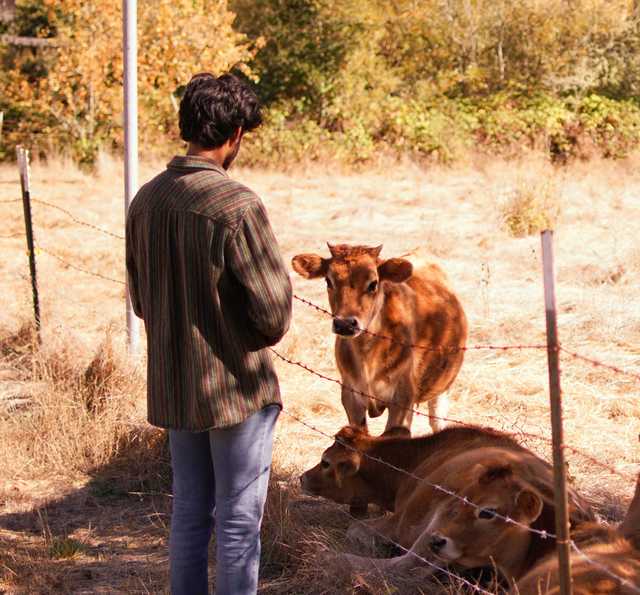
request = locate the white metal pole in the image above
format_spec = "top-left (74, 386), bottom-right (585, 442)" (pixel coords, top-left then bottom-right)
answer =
top-left (123, 0), bottom-right (140, 355)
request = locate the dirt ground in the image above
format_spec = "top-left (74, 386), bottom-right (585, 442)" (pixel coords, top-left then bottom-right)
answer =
top-left (0, 153), bottom-right (639, 593)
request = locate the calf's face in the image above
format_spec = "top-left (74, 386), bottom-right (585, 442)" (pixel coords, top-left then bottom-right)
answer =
top-left (426, 464), bottom-right (543, 572)
top-left (292, 244), bottom-right (412, 338)
top-left (300, 436), bottom-right (364, 504)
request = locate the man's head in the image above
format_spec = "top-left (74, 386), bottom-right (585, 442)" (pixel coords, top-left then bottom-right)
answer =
top-left (179, 73), bottom-right (262, 169)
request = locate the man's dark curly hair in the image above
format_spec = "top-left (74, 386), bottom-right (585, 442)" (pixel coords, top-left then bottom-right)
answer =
top-left (179, 73), bottom-right (262, 149)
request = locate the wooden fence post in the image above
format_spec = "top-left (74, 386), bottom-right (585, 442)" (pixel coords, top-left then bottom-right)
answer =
top-left (541, 230), bottom-right (572, 595)
top-left (17, 146), bottom-right (41, 341)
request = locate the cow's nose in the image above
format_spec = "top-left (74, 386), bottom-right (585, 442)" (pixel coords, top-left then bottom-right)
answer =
top-left (430, 535), bottom-right (448, 553)
top-left (332, 317), bottom-right (359, 336)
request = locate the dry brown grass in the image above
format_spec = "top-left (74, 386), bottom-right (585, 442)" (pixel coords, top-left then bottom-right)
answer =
top-left (0, 151), bottom-right (639, 593)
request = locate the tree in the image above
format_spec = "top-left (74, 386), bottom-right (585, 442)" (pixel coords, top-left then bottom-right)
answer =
top-left (1, 0), bottom-right (256, 163)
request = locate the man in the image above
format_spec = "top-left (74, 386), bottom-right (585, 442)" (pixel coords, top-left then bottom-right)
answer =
top-left (126, 72), bottom-right (292, 595)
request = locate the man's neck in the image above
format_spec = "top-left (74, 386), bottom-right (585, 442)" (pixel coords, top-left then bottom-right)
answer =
top-left (186, 143), bottom-right (226, 168)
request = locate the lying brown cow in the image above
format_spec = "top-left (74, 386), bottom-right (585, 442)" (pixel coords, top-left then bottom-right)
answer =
top-left (514, 476), bottom-right (640, 594)
top-left (301, 425), bottom-right (594, 586)
top-left (292, 244), bottom-right (467, 435)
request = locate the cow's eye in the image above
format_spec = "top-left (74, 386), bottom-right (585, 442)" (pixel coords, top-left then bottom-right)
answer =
top-left (321, 460), bottom-right (330, 470)
top-left (367, 280), bottom-right (378, 293)
top-left (326, 277), bottom-right (334, 290)
top-left (478, 508), bottom-right (497, 520)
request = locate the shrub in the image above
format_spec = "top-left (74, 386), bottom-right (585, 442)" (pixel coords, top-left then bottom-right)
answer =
top-left (500, 177), bottom-right (561, 238)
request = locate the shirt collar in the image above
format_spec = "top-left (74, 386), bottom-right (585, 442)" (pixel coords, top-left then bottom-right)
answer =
top-left (167, 155), bottom-right (228, 177)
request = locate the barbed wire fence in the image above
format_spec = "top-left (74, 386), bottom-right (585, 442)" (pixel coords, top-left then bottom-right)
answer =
top-left (2, 152), bottom-right (640, 593)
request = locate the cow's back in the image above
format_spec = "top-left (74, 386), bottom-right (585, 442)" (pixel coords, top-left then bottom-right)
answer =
top-left (403, 264), bottom-right (468, 401)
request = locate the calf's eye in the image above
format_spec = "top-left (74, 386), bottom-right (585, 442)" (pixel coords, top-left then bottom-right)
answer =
top-left (367, 280), bottom-right (378, 293)
top-left (321, 460), bottom-right (330, 470)
top-left (478, 508), bottom-right (498, 520)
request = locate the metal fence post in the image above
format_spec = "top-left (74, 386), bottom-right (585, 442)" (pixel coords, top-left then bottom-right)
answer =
top-left (17, 146), bottom-right (41, 341)
top-left (541, 229), bottom-right (572, 595)
top-left (123, 0), bottom-right (140, 356)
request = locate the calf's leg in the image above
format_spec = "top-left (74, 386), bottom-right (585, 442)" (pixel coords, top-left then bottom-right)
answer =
top-left (428, 394), bottom-right (449, 432)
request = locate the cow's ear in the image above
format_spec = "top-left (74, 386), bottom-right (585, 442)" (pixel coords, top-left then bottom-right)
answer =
top-left (292, 253), bottom-right (329, 279)
top-left (516, 489), bottom-right (543, 524)
top-left (378, 258), bottom-right (413, 283)
top-left (335, 458), bottom-right (360, 487)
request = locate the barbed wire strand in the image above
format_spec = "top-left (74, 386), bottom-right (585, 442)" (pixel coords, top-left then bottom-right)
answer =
top-left (569, 541), bottom-right (640, 594)
top-left (294, 294), bottom-right (640, 384)
top-left (2, 232), bottom-right (639, 589)
top-left (280, 408), bottom-right (556, 540)
top-left (282, 408), bottom-right (640, 594)
top-left (271, 348), bottom-right (635, 481)
top-left (293, 294), bottom-right (548, 354)
top-left (341, 508), bottom-right (496, 595)
top-left (560, 347), bottom-right (640, 383)
top-left (30, 198), bottom-right (125, 241)
top-left (37, 245), bottom-right (126, 285)
top-left (4, 244), bottom-right (635, 478)
top-left (0, 199), bottom-right (22, 204)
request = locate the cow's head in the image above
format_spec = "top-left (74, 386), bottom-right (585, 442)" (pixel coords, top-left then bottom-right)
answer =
top-left (300, 426), bottom-right (370, 504)
top-left (292, 244), bottom-right (413, 338)
top-left (426, 463), bottom-right (544, 576)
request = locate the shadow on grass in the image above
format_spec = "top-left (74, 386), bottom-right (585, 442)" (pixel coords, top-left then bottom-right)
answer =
top-left (0, 428), bottom-right (502, 595)
top-left (0, 427), bottom-right (172, 594)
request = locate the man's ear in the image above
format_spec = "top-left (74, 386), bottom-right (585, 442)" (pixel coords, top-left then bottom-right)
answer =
top-left (292, 254), bottom-right (329, 279)
top-left (516, 489), bottom-right (543, 524)
top-left (232, 127), bottom-right (243, 144)
top-left (378, 258), bottom-right (413, 283)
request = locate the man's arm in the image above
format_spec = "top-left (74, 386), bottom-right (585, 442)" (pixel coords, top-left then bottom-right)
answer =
top-left (125, 217), bottom-right (144, 319)
top-left (226, 199), bottom-right (292, 348)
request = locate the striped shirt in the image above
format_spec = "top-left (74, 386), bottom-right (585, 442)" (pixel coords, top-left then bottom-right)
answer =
top-left (126, 155), bottom-right (292, 430)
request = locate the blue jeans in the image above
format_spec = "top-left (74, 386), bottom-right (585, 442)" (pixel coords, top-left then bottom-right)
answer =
top-left (169, 404), bottom-right (280, 595)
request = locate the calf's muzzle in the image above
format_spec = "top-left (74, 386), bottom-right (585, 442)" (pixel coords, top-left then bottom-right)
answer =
top-left (332, 316), bottom-right (359, 336)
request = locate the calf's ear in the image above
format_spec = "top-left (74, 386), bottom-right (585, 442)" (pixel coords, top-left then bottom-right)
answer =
top-left (516, 489), bottom-right (543, 524)
top-left (292, 253), bottom-right (329, 279)
top-left (335, 458), bottom-right (360, 487)
top-left (378, 258), bottom-right (413, 283)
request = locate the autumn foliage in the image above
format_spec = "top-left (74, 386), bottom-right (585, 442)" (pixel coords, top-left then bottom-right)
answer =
top-left (1, 0), bottom-right (256, 163)
top-left (1, 0), bottom-right (640, 165)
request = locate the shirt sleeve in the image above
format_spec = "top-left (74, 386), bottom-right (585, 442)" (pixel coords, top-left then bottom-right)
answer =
top-left (125, 216), bottom-right (144, 319)
top-left (226, 199), bottom-right (292, 348)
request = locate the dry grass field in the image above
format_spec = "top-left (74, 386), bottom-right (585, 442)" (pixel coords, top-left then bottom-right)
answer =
top-left (0, 153), bottom-right (639, 594)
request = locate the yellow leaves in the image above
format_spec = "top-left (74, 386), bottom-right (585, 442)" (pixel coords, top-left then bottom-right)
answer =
top-left (3, 0), bottom-right (255, 160)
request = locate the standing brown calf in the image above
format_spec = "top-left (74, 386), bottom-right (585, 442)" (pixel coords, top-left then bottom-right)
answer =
top-left (292, 244), bottom-right (467, 435)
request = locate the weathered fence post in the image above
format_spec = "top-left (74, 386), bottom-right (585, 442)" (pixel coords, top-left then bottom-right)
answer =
top-left (541, 229), bottom-right (572, 595)
top-left (17, 146), bottom-right (41, 341)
